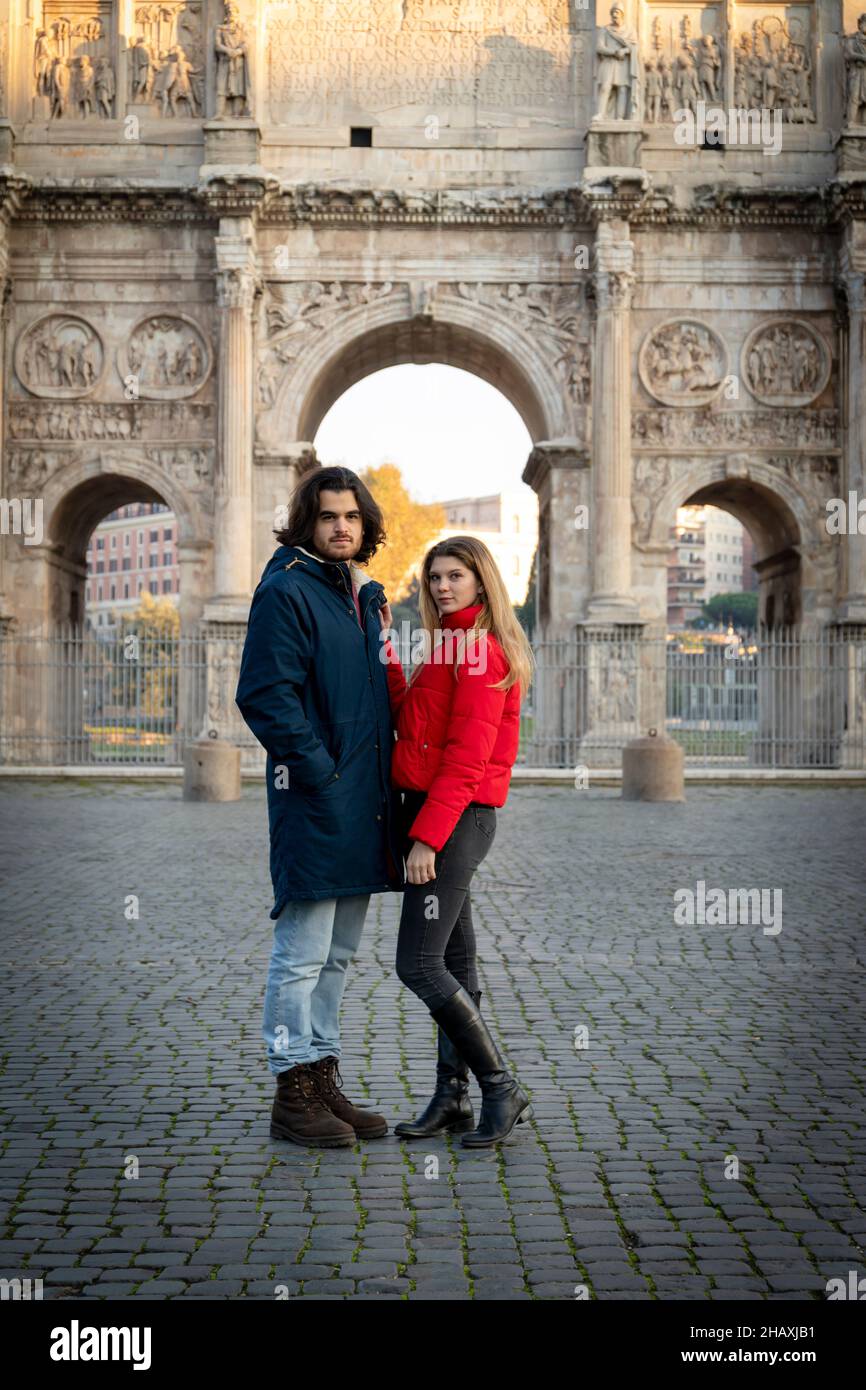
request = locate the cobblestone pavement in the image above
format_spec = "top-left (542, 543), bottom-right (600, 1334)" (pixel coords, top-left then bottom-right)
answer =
top-left (0, 780), bottom-right (864, 1301)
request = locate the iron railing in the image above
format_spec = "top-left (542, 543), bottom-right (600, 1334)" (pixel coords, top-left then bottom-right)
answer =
top-left (1, 622), bottom-right (864, 770)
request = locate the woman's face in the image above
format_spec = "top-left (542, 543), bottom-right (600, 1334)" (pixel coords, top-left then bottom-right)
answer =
top-left (427, 556), bottom-right (481, 617)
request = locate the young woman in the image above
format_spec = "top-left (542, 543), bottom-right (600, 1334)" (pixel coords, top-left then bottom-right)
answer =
top-left (380, 536), bottom-right (535, 1148)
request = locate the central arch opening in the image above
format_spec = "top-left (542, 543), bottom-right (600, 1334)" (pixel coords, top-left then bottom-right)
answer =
top-left (312, 362), bottom-right (538, 624)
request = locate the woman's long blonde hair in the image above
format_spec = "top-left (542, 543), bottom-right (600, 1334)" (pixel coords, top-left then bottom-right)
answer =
top-left (411, 536), bottom-right (535, 698)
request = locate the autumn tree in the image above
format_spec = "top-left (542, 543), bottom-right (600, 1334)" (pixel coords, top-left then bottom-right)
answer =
top-left (359, 462), bottom-right (446, 603)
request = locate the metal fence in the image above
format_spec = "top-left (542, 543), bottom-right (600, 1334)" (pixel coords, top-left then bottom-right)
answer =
top-left (1, 622), bottom-right (864, 770)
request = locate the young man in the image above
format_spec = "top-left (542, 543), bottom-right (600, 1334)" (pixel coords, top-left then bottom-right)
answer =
top-left (235, 466), bottom-right (404, 1147)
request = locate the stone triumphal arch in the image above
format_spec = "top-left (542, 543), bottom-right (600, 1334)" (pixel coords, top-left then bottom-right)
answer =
top-left (0, 0), bottom-right (865, 761)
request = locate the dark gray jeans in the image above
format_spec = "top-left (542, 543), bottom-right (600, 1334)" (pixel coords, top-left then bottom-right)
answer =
top-left (394, 788), bottom-right (497, 1010)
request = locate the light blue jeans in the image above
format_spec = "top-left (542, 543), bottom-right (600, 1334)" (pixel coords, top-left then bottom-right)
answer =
top-left (262, 893), bottom-right (371, 1075)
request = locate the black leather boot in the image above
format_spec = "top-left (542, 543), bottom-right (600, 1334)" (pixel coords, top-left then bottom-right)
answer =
top-left (431, 986), bottom-right (532, 1148)
top-left (394, 989), bottom-right (481, 1139)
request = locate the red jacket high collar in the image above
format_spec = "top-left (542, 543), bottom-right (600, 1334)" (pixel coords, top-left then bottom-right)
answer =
top-left (439, 601), bottom-right (483, 631)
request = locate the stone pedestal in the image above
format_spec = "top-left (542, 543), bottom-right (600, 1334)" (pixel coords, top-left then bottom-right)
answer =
top-left (576, 624), bottom-right (645, 766)
top-left (622, 729), bottom-right (685, 802)
top-left (203, 119), bottom-right (261, 169)
top-left (585, 121), bottom-right (644, 170)
top-left (835, 128), bottom-right (866, 174)
top-left (183, 736), bottom-right (241, 802)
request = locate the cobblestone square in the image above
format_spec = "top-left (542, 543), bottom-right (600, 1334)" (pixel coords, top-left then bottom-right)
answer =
top-left (0, 780), bottom-right (864, 1301)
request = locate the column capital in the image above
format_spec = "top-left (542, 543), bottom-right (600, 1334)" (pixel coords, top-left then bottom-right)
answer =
top-left (215, 221), bottom-right (259, 312)
top-left (592, 220), bottom-right (635, 311)
top-left (215, 265), bottom-right (259, 312)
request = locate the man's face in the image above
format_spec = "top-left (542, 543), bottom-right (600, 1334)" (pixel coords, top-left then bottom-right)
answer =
top-left (311, 488), bottom-right (364, 562)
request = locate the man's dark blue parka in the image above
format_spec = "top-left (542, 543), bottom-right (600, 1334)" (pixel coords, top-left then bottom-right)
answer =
top-left (235, 543), bottom-right (405, 918)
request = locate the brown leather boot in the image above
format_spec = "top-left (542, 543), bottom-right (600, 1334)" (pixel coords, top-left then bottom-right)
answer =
top-left (270, 1063), bottom-right (356, 1148)
top-left (309, 1056), bottom-right (388, 1139)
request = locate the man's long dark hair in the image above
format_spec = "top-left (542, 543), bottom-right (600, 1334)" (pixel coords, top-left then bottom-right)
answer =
top-left (274, 465), bottom-right (386, 566)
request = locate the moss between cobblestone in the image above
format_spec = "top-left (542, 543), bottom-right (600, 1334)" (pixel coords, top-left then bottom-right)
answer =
top-left (349, 1174), bottom-right (368, 1262)
top-left (494, 1148), bottom-right (535, 1300)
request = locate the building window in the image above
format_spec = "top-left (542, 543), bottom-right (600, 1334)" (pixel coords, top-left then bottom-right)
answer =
top-left (163, 552), bottom-right (172, 567)
top-left (122, 557), bottom-right (131, 571)
top-left (150, 530), bottom-right (159, 542)
top-left (123, 532), bottom-right (130, 548)
top-left (138, 531), bottom-right (144, 545)
top-left (111, 534), bottom-right (117, 549)
top-left (123, 582), bottom-right (130, 599)
top-left (138, 554), bottom-right (144, 569)
top-left (149, 581), bottom-right (158, 595)
top-left (97, 584), bottom-right (103, 601)
top-left (96, 537), bottom-right (104, 550)
top-left (163, 578), bottom-right (172, 593)
top-left (164, 528), bottom-right (172, 540)
top-left (96, 561), bottom-right (104, 575)
top-left (138, 581), bottom-right (143, 594)
top-left (110, 583), bottom-right (116, 600)
top-left (150, 553), bottom-right (159, 568)
top-left (108, 559), bottom-right (117, 573)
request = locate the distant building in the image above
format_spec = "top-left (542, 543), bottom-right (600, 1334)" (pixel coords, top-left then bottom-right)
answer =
top-left (433, 491), bottom-right (538, 604)
top-left (667, 504), bottom-right (749, 626)
top-left (85, 503), bottom-right (180, 630)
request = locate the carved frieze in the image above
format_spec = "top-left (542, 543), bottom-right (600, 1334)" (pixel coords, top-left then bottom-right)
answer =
top-left (118, 314), bottom-right (212, 400)
top-left (632, 408), bottom-right (838, 451)
top-left (15, 314), bottom-right (104, 398)
top-left (643, 6), bottom-right (724, 122)
top-left (34, 4), bottom-right (116, 120)
top-left (733, 10), bottom-right (814, 123)
top-left (741, 319), bottom-right (831, 407)
top-left (638, 319), bottom-right (728, 407)
top-left (129, 3), bottom-right (204, 117)
top-left (7, 400), bottom-right (215, 442)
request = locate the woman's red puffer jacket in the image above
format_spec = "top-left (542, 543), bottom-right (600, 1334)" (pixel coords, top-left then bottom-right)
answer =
top-left (383, 601), bottom-right (521, 852)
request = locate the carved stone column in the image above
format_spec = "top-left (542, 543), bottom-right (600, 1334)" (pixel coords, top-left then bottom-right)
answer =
top-left (586, 219), bottom-right (640, 625)
top-left (838, 242), bottom-right (866, 624)
top-left (208, 219), bottom-right (259, 616)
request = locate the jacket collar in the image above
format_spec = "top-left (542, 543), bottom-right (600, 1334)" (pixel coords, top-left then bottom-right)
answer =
top-left (440, 602), bottom-right (484, 631)
top-left (284, 543), bottom-right (378, 596)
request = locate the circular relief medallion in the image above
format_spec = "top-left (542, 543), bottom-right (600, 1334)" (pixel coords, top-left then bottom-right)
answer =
top-left (741, 319), bottom-right (831, 407)
top-left (638, 318), bottom-right (728, 408)
top-left (15, 314), bottom-right (104, 398)
top-left (117, 313), bottom-right (212, 400)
